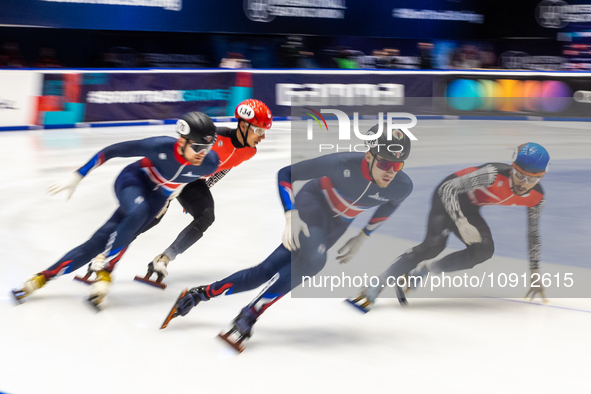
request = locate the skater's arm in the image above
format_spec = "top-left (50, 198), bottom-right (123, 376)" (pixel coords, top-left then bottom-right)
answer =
top-left (437, 164), bottom-right (498, 222)
top-left (206, 169), bottom-right (231, 188)
top-left (277, 155), bottom-right (341, 211)
top-left (527, 198), bottom-right (545, 270)
top-left (363, 180), bottom-right (413, 235)
top-left (525, 198), bottom-right (547, 302)
top-left (77, 138), bottom-right (156, 177)
top-left (363, 202), bottom-right (400, 235)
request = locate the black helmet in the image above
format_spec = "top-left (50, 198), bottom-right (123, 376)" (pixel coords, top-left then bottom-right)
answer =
top-left (365, 123), bottom-right (411, 162)
top-left (176, 112), bottom-right (217, 144)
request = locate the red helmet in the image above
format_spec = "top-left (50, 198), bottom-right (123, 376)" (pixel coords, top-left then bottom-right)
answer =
top-left (234, 99), bottom-right (273, 129)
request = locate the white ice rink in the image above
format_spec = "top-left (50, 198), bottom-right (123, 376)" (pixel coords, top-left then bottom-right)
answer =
top-left (1, 120), bottom-right (590, 394)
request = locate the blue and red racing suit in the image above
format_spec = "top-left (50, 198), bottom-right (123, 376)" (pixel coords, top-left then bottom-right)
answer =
top-left (42, 136), bottom-right (219, 279)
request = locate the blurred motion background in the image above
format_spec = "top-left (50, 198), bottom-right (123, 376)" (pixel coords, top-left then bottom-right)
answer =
top-left (1, 1), bottom-right (591, 393)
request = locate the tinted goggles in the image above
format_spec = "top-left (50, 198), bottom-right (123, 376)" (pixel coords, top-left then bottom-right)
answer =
top-left (190, 142), bottom-right (214, 154)
top-left (376, 159), bottom-right (404, 172)
top-left (512, 167), bottom-right (542, 185)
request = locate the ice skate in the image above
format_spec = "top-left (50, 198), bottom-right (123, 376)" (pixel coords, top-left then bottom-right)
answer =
top-left (405, 263), bottom-right (430, 292)
top-left (134, 254), bottom-right (170, 290)
top-left (11, 273), bottom-right (47, 304)
top-left (217, 306), bottom-right (258, 353)
top-left (160, 286), bottom-right (210, 329)
top-left (87, 270), bottom-right (111, 311)
top-left (345, 290), bottom-right (375, 313)
top-left (74, 253), bottom-right (107, 285)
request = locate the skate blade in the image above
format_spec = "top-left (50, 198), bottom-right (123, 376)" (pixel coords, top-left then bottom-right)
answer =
top-left (344, 298), bottom-right (370, 314)
top-left (217, 330), bottom-right (246, 353)
top-left (160, 288), bottom-right (187, 329)
top-left (395, 286), bottom-right (408, 307)
top-left (86, 297), bottom-right (104, 312)
top-left (134, 275), bottom-right (166, 290)
top-left (74, 273), bottom-right (94, 285)
top-left (10, 289), bottom-right (26, 305)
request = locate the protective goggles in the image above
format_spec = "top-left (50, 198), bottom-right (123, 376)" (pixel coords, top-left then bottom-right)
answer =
top-left (376, 159), bottom-right (404, 172)
top-left (190, 142), bottom-right (214, 154)
top-left (512, 167), bottom-right (542, 184)
top-left (250, 125), bottom-right (267, 136)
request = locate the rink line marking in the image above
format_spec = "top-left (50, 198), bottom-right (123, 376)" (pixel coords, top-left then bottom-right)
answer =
top-left (494, 297), bottom-right (591, 314)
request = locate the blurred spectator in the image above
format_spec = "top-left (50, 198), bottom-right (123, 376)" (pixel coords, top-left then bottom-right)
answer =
top-left (417, 42), bottom-right (434, 69)
top-left (220, 52), bottom-right (251, 69)
top-left (33, 47), bottom-right (62, 68)
top-left (1, 42), bottom-right (27, 68)
top-left (479, 47), bottom-right (497, 69)
top-left (298, 51), bottom-right (319, 68)
top-left (452, 45), bottom-right (482, 69)
top-left (278, 36), bottom-right (305, 68)
top-left (333, 47), bottom-right (358, 69)
top-left (384, 48), bottom-right (401, 68)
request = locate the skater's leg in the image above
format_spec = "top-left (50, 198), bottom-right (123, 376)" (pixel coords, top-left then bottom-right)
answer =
top-left (41, 210), bottom-right (123, 280)
top-left (101, 170), bottom-right (167, 271)
top-left (360, 195), bottom-right (452, 302)
top-left (205, 244), bottom-right (291, 297)
top-left (163, 180), bottom-right (214, 260)
top-left (428, 212), bottom-right (494, 273)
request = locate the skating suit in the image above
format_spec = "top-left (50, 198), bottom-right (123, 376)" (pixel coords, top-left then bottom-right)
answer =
top-left (204, 152), bottom-right (413, 311)
top-left (42, 136), bottom-right (218, 278)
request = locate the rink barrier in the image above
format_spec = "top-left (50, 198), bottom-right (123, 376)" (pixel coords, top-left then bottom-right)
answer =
top-left (2, 69), bottom-right (591, 130)
top-left (2, 115), bottom-right (591, 132)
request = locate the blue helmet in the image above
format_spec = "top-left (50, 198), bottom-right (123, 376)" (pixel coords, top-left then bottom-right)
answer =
top-left (513, 143), bottom-right (550, 175)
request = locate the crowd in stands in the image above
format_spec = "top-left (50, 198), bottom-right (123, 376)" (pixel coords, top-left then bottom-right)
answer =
top-left (0, 35), bottom-right (568, 71)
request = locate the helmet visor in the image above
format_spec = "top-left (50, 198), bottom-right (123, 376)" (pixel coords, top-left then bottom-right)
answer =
top-left (512, 167), bottom-right (542, 185)
top-left (190, 142), bottom-right (214, 154)
top-left (376, 159), bottom-right (404, 172)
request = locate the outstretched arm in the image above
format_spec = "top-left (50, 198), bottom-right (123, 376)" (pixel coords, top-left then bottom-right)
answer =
top-left (278, 155), bottom-right (342, 250)
top-left (48, 138), bottom-right (156, 199)
top-left (525, 199), bottom-right (548, 302)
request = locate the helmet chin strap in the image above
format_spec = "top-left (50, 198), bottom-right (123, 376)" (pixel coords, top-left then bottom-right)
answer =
top-left (368, 154), bottom-right (377, 184)
top-left (181, 139), bottom-right (190, 161)
top-left (238, 121), bottom-right (251, 148)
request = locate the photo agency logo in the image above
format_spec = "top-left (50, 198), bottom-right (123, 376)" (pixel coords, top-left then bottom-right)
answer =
top-left (303, 108), bottom-right (417, 152)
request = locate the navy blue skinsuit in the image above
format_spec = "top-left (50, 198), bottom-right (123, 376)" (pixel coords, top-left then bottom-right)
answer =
top-left (41, 137), bottom-right (218, 280)
top-left (202, 152), bottom-right (412, 315)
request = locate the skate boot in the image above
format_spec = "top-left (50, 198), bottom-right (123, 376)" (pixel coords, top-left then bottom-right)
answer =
top-left (11, 273), bottom-right (47, 303)
top-left (134, 254), bottom-right (170, 289)
top-left (405, 263), bottom-right (430, 292)
top-left (160, 286), bottom-right (210, 329)
top-left (88, 270), bottom-right (111, 311)
top-left (345, 289), bottom-right (377, 314)
top-left (74, 253), bottom-right (107, 285)
top-left (218, 307), bottom-right (259, 353)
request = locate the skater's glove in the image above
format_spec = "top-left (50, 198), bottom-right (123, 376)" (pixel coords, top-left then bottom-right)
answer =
top-left (89, 254), bottom-right (107, 272)
top-left (152, 254), bottom-right (170, 278)
top-left (454, 217), bottom-right (482, 245)
top-left (282, 210), bottom-right (310, 251)
top-left (47, 172), bottom-right (83, 200)
top-left (525, 269), bottom-right (548, 303)
top-left (177, 292), bottom-right (197, 316)
top-left (337, 231), bottom-right (368, 264)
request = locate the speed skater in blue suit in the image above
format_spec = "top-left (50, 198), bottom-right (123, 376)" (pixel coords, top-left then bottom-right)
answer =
top-left (12, 112), bottom-right (219, 309)
top-left (162, 123), bottom-right (415, 348)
